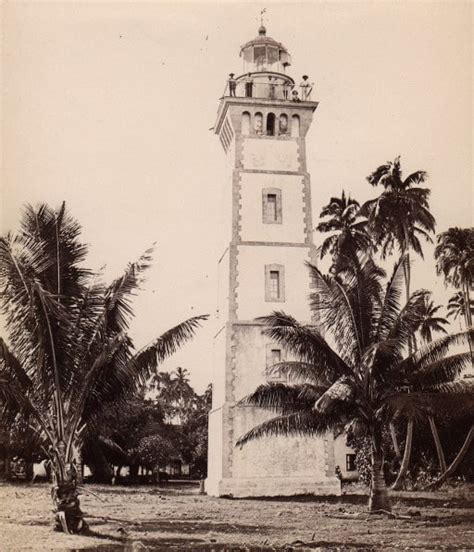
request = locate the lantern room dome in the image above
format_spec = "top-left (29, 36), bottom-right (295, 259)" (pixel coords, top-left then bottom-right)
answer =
top-left (239, 26), bottom-right (291, 75)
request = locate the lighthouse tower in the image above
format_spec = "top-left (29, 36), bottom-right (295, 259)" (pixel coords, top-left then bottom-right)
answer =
top-left (206, 25), bottom-right (341, 497)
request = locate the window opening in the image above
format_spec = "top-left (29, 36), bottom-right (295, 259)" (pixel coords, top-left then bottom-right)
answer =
top-left (346, 454), bottom-right (357, 472)
top-left (269, 271), bottom-right (280, 300)
top-left (242, 112), bottom-right (250, 136)
top-left (254, 112), bottom-right (263, 135)
top-left (266, 113), bottom-right (275, 136)
top-left (291, 114), bottom-right (300, 137)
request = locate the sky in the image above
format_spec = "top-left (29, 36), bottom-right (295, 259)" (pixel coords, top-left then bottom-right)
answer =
top-left (1, 1), bottom-right (472, 392)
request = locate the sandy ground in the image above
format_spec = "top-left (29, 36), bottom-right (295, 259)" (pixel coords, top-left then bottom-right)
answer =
top-left (0, 482), bottom-right (473, 551)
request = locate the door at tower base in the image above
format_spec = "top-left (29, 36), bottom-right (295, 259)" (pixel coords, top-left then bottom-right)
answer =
top-left (206, 406), bottom-right (341, 497)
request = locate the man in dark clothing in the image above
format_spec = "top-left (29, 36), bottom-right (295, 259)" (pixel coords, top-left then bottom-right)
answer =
top-left (228, 73), bottom-right (237, 97)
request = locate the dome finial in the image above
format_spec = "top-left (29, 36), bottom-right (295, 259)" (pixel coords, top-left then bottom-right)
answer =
top-left (259, 8), bottom-right (267, 35)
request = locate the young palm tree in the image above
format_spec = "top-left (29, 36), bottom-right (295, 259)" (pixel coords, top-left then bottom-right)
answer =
top-left (361, 156), bottom-right (436, 487)
top-left (316, 191), bottom-right (371, 273)
top-left (236, 257), bottom-right (473, 512)
top-left (435, 228), bottom-right (474, 330)
top-left (0, 203), bottom-right (207, 533)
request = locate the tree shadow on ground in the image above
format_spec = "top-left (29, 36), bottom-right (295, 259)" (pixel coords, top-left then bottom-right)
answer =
top-left (229, 493), bottom-right (474, 510)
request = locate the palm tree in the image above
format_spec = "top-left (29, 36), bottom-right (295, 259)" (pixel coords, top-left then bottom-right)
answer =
top-left (236, 257), bottom-right (473, 512)
top-left (414, 291), bottom-right (449, 474)
top-left (0, 203), bottom-right (207, 533)
top-left (316, 191), bottom-right (371, 273)
top-left (361, 156), bottom-right (435, 303)
top-left (416, 291), bottom-right (449, 345)
top-left (361, 156), bottom-right (436, 487)
top-left (435, 228), bottom-right (474, 330)
top-left (447, 292), bottom-right (473, 330)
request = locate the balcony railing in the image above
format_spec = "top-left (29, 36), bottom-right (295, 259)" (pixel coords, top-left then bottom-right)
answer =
top-left (223, 80), bottom-right (313, 102)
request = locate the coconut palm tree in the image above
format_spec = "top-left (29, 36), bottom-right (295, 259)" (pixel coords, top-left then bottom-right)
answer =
top-left (435, 228), bottom-right (474, 330)
top-left (447, 292), bottom-right (473, 330)
top-left (0, 203), bottom-right (207, 533)
top-left (316, 191), bottom-right (371, 273)
top-left (236, 257), bottom-right (473, 512)
top-left (361, 156), bottom-right (436, 487)
top-left (415, 291), bottom-right (449, 345)
top-left (413, 291), bottom-right (449, 474)
top-left (361, 156), bottom-right (435, 303)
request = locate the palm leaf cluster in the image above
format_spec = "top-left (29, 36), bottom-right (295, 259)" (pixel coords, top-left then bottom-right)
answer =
top-left (360, 156), bottom-right (435, 259)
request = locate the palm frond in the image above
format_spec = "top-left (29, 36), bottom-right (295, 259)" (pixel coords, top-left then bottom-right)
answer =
top-left (236, 410), bottom-right (343, 447)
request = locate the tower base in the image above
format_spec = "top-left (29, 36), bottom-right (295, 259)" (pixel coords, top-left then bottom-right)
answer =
top-left (205, 475), bottom-right (341, 498)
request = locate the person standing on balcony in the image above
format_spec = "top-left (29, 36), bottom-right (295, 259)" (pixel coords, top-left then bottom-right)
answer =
top-left (244, 73), bottom-right (254, 97)
top-left (283, 81), bottom-right (293, 100)
top-left (300, 75), bottom-right (312, 101)
top-left (228, 73), bottom-right (237, 97)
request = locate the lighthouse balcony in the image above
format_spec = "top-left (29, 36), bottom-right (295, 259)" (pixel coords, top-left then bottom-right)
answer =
top-left (225, 72), bottom-right (313, 103)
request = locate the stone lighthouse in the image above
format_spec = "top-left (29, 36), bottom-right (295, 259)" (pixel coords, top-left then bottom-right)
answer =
top-left (206, 25), bottom-right (341, 497)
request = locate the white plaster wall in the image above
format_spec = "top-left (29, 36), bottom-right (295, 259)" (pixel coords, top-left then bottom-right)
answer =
top-left (236, 245), bottom-right (313, 321)
top-left (212, 326), bottom-right (227, 409)
top-left (231, 324), bottom-right (267, 399)
top-left (232, 406), bottom-right (328, 479)
top-left (239, 173), bottom-right (306, 243)
top-left (206, 407), bottom-right (224, 493)
top-left (242, 138), bottom-right (299, 172)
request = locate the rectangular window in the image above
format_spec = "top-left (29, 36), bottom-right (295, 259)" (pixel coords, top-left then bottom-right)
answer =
top-left (269, 271), bottom-right (280, 300)
top-left (262, 188), bottom-right (282, 224)
top-left (346, 454), bottom-right (357, 472)
top-left (267, 194), bottom-right (277, 220)
top-left (266, 345), bottom-right (285, 381)
top-left (265, 264), bottom-right (285, 302)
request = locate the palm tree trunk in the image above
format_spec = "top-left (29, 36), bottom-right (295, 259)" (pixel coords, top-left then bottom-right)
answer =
top-left (389, 423), bottom-right (401, 459)
top-left (425, 425), bottom-right (474, 490)
top-left (51, 462), bottom-right (86, 533)
top-left (392, 245), bottom-right (416, 490)
top-left (391, 418), bottom-right (413, 490)
top-left (428, 415), bottom-right (447, 473)
top-left (369, 429), bottom-right (391, 512)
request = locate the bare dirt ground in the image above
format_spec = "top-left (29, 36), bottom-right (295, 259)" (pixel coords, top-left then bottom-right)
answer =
top-left (0, 482), bottom-right (473, 551)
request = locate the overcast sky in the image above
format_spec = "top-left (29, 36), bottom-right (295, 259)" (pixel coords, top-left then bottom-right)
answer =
top-left (2, 1), bottom-right (472, 392)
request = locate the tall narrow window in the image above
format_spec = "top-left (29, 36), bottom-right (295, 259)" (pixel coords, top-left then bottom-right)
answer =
top-left (267, 194), bottom-right (277, 220)
top-left (241, 112), bottom-right (250, 136)
top-left (265, 264), bottom-right (285, 302)
top-left (262, 188), bottom-right (282, 224)
top-left (266, 113), bottom-right (275, 136)
top-left (254, 112), bottom-right (263, 135)
top-left (291, 114), bottom-right (300, 137)
top-left (269, 271), bottom-right (280, 300)
top-left (279, 114), bottom-right (288, 135)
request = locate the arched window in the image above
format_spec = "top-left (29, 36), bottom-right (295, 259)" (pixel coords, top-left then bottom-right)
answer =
top-left (242, 112), bottom-right (250, 136)
top-left (278, 114), bottom-right (288, 135)
top-left (291, 114), bottom-right (300, 137)
top-left (266, 113), bottom-right (275, 136)
top-left (254, 112), bottom-right (263, 135)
